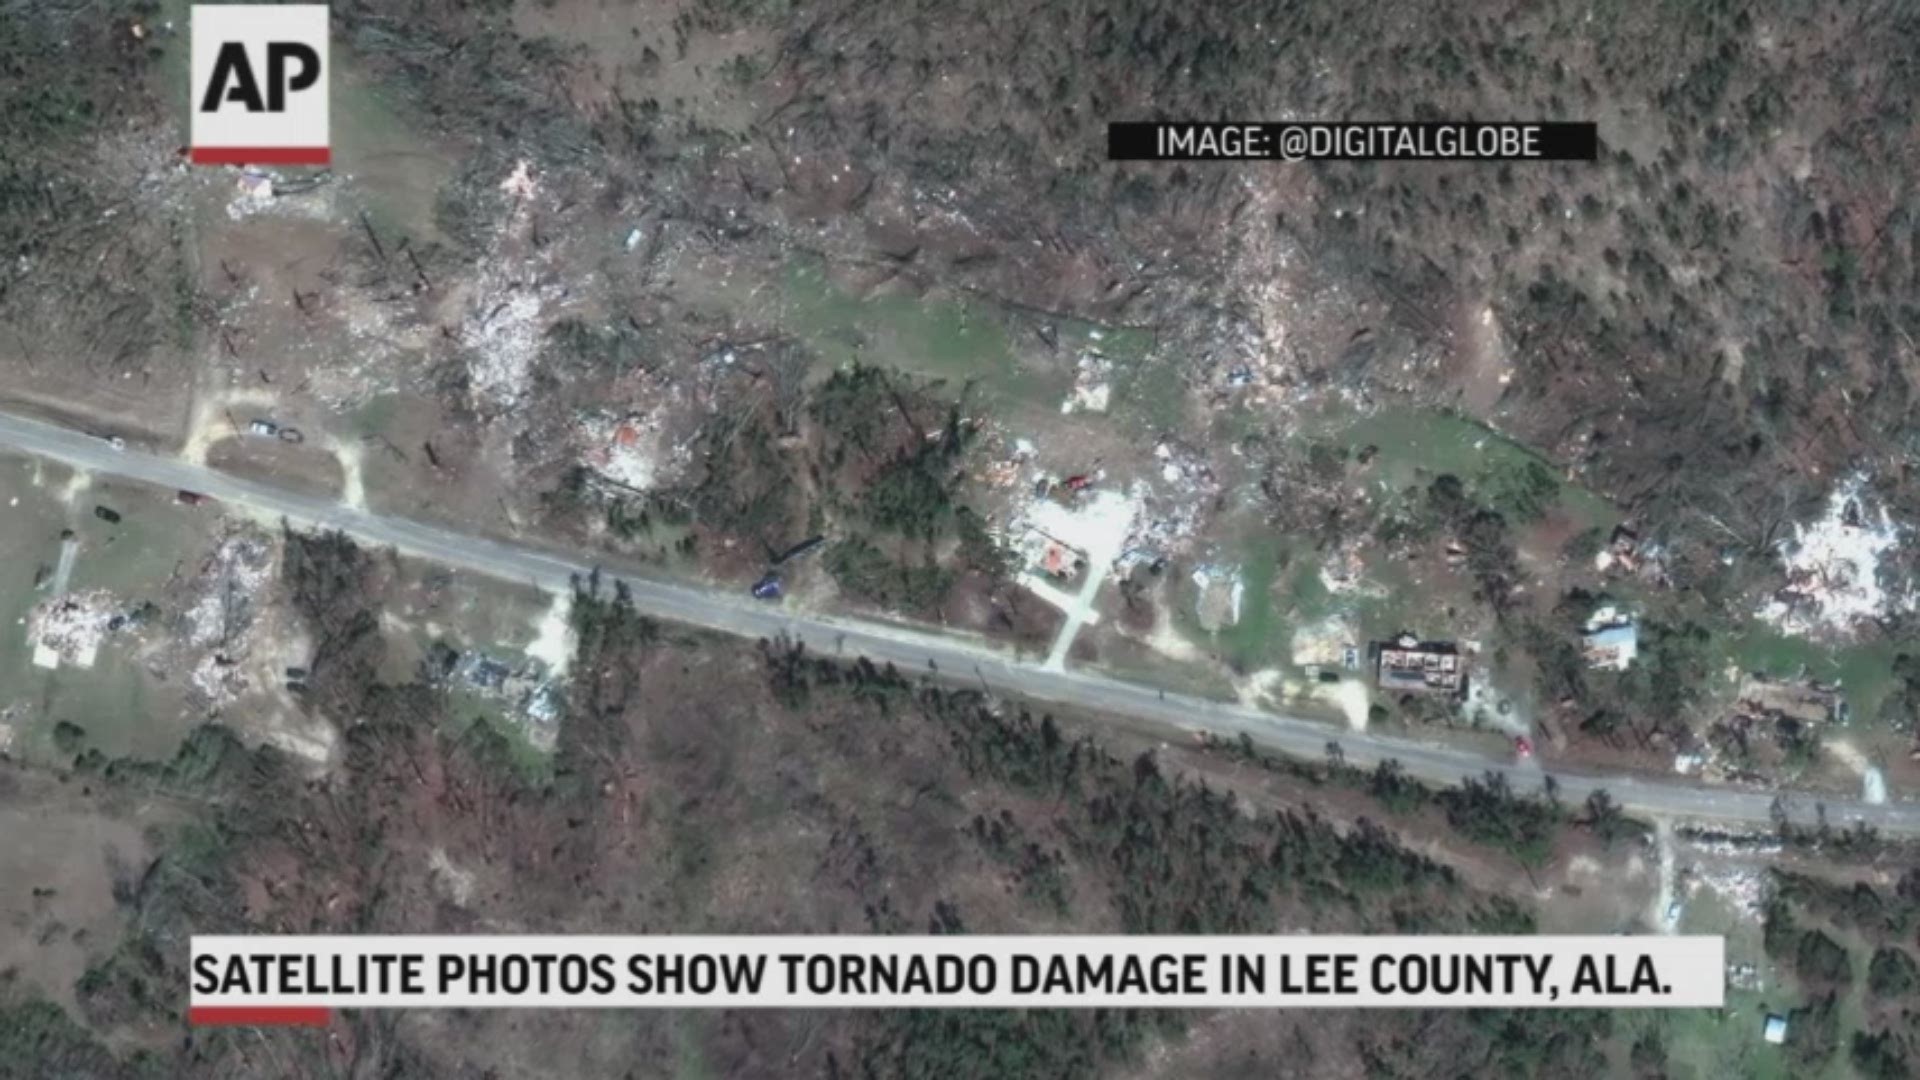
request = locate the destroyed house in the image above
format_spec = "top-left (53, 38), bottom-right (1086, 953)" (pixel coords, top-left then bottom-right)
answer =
top-left (1736, 675), bottom-right (1846, 726)
top-left (1374, 635), bottom-right (1466, 698)
top-left (456, 653), bottom-right (513, 692)
top-left (1017, 527), bottom-right (1086, 581)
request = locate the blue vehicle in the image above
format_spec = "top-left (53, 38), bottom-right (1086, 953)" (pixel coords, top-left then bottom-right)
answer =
top-left (752, 572), bottom-right (783, 600)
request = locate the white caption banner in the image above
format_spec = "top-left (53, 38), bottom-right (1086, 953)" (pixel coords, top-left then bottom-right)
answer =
top-left (192, 935), bottom-right (1724, 1009)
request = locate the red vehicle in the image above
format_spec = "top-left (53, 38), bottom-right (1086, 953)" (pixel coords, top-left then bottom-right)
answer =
top-left (1063, 474), bottom-right (1093, 492)
top-left (1513, 736), bottom-right (1534, 758)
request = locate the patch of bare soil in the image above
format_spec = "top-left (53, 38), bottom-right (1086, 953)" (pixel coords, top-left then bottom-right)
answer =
top-left (941, 570), bottom-right (1062, 654)
top-left (0, 382), bottom-right (187, 450)
top-left (0, 769), bottom-right (171, 1014)
top-left (205, 436), bottom-right (345, 501)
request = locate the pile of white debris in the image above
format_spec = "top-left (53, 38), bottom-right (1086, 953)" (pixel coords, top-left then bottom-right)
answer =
top-left (1759, 473), bottom-right (1913, 637)
top-left (185, 534), bottom-right (278, 709)
top-left (460, 160), bottom-right (581, 411)
top-left (223, 166), bottom-right (337, 223)
top-left (999, 439), bottom-right (1214, 581)
top-left (1684, 843), bottom-right (1776, 922)
top-left (1015, 485), bottom-right (1141, 577)
top-left (1061, 351), bottom-right (1112, 414)
top-left (186, 535), bottom-right (275, 647)
top-left (28, 590), bottom-right (117, 670)
top-left (1122, 443), bottom-right (1218, 569)
top-left (464, 285), bottom-right (556, 409)
top-left (1190, 564), bottom-right (1243, 631)
top-left (577, 411), bottom-right (679, 492)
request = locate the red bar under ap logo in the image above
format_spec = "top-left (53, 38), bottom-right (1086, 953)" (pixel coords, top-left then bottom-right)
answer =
top-left (189, 147), bottom-right (332, 166)
top-left (188, 1006), bottom-right (333, 1028)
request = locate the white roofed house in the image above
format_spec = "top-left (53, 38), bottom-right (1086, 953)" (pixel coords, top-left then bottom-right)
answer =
top-left (1762, 1013), bottom-right (1788, 1044)
top-left (1579, 605), bottom-right (1639, 671)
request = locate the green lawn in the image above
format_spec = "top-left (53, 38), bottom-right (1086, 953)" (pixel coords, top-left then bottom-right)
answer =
top-left (1657, 987), bottom-right (1797, 1080)
top-left (0, 456), bottom-right (71, 682)
top-left (782, 257), bottom-right (1023, 389)
top-left (1329, 406), bottom-right (1619, 532)
top-left (65, 478), bottom-right (212, 595)
top-left (0, 457), bottom-right (205, 765)
top-left (1721, 626), bottom-right (1900, 726)
top-left (778, 256), bottom-right (1155, 418)
top-left (1212, 543), bottom-right (1280, 670)
top-left (327, 55), bottom-right (460, 241)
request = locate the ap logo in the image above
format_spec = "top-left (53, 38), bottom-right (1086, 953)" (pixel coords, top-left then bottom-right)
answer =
top-left (191, 5), bottom-right (329, 165)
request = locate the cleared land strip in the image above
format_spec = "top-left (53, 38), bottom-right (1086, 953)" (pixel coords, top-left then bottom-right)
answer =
top-left (0, 409), bottom-right (1909, 834)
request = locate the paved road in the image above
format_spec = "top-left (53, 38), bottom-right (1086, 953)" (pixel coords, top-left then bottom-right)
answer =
top-left (4, 410), bottom-right (1913, 834)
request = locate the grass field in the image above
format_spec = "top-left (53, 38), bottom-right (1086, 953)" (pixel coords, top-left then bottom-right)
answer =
top-left (775, 256), bottom-right (1163, 426)
top-left (0, 456), bottom-right (208, 764)
top-left (1656, 880), bottom-right (1792, 1080)
top-left (328, 57), bottom-right (461, 242)
top-left (781, 257), bottom-right (1023, 388)
top-left (65, 477), bottom-right (211, 595)
top-left (1210, 542), bottom-right (1282, 670)
top-left (1657, 986), bottom-right (1798, 1080)
top-left (1330, 406), bottom-right (1619, 532)
top-left (0, 456), bottom-right (72, 684)
top-left (1206, 537), bottom-right (1348, 674)
top-left (1722, 628), bottom-right (1900, 726)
